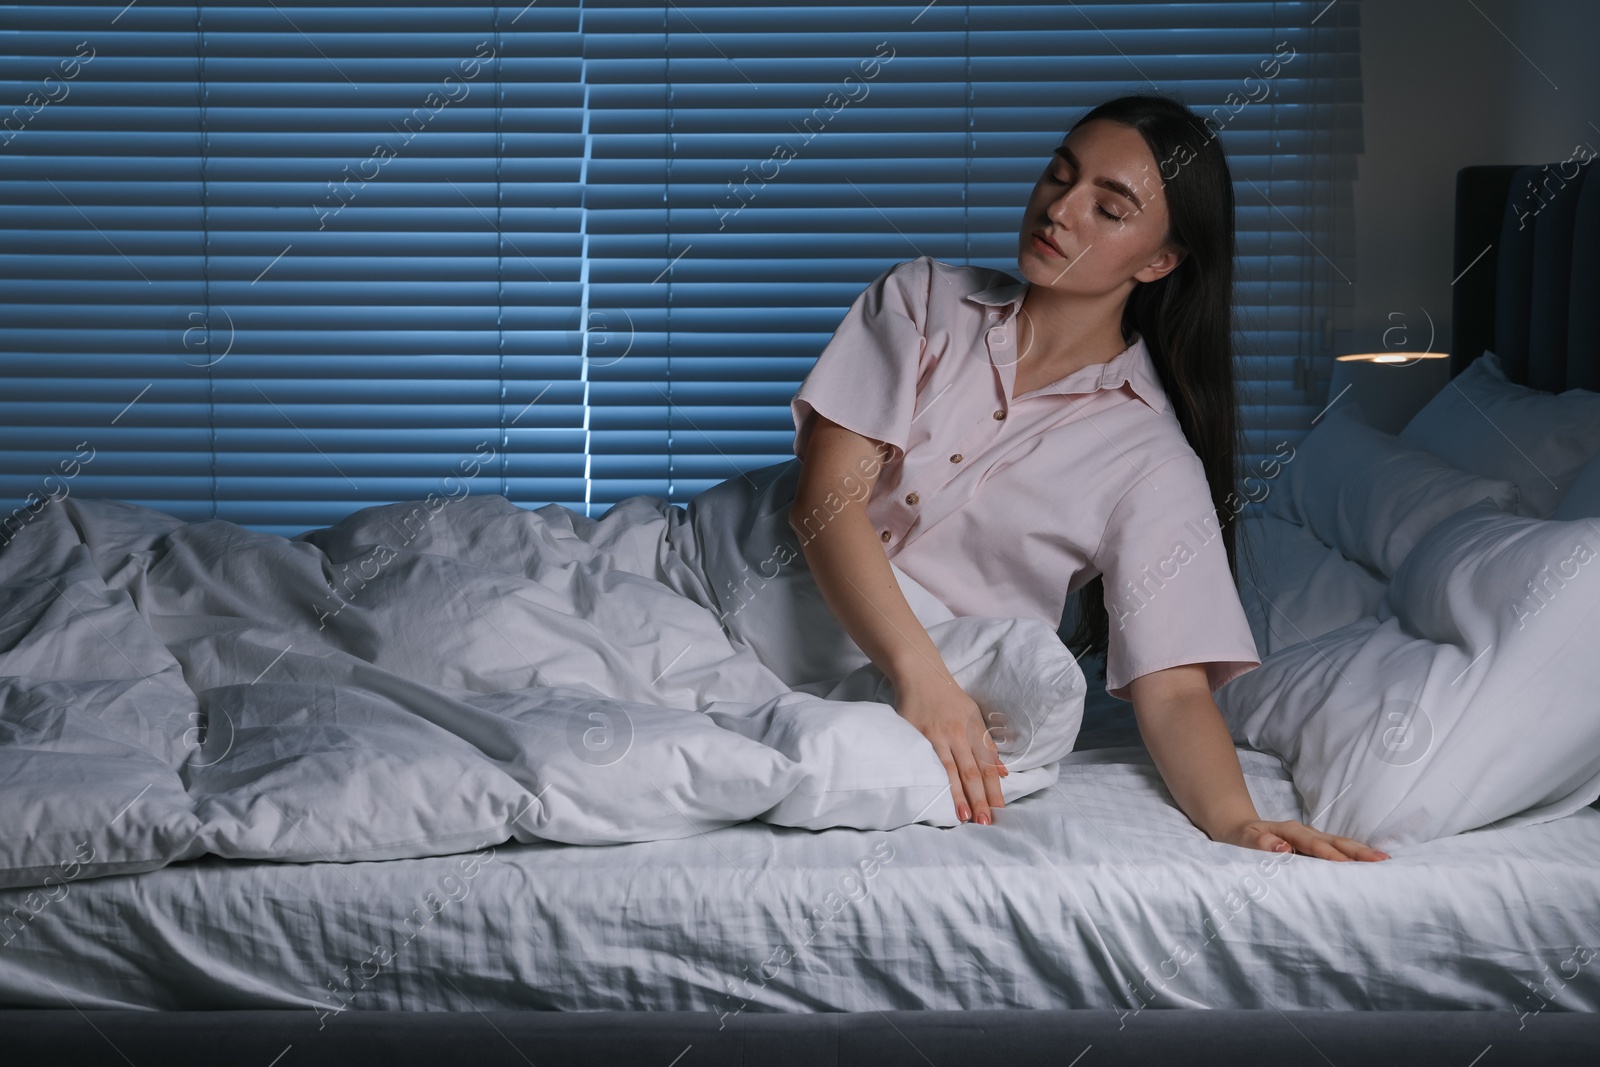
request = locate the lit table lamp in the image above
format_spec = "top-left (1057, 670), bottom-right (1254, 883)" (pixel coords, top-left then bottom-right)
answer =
top-left (1325, 352), bottom-right (1451, 435)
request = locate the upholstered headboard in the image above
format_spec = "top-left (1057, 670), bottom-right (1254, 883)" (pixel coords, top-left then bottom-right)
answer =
top-left (1451, 158), bottom-right (1599, 391)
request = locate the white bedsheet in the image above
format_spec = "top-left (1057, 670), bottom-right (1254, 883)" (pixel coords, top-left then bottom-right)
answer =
top-left (2, 736), bottom-right (1597, 1015)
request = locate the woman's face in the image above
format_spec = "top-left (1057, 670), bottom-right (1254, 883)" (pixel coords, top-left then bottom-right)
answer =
top-left (1016, 118), bottom-right (1186, 296)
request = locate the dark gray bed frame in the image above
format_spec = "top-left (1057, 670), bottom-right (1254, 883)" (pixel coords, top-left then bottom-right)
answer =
top-left (4, 161), bottom-right (1598, 1066)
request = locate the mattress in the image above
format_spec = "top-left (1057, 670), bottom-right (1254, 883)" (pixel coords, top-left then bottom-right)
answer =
top-left (6, 719), bottom-right (1598, 1017)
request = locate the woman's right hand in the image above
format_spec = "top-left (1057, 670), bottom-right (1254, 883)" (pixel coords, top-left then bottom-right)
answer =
top-left (892, 673), bottom-right (1010, 825)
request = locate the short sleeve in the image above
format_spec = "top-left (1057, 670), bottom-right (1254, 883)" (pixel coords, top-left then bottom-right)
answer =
top-left (791, 256), bottom-right (932, 463)
top-left (1092, 452), bottom-right (1262, 702)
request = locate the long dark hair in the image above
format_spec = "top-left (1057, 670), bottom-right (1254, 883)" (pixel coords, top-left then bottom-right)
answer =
top-left (1059, 94), bottom-right (1246, 676)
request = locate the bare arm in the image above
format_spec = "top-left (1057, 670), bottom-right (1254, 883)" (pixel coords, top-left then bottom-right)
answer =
top-left (789, 414), bottom-right (1008, 825)
top-left (1128, 663), bottom-right (1389, 861)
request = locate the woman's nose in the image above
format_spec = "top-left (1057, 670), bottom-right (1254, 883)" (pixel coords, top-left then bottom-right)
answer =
top-left (1046, 188), bottom-right (1080, 229)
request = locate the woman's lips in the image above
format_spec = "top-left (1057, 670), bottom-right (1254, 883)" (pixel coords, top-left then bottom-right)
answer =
top-left (1031, 232), bottom-right (1066, 259)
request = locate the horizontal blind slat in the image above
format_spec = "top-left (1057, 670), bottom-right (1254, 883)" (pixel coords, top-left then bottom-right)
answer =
top-left (0, 0), bottom-right (1360, 528)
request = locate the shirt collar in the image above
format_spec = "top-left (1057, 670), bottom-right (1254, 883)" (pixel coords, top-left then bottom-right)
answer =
top-left (963, 273), bottom-right (1170, 417)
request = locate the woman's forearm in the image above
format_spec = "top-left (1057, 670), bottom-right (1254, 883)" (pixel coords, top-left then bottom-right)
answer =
top-left (790, 440), bottom-right (1010, 825)
top-left (788, 491), bottom-right (955, 695)
top-left (1131, 684), bottom-right (1260, 840)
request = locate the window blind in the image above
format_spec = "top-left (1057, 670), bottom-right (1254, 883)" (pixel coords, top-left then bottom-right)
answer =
top-left (0, 0), bottom-right (1361, 537)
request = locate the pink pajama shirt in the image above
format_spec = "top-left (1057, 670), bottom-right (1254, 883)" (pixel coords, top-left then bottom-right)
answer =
top-left (789, 255), bottom-right (1260, 701)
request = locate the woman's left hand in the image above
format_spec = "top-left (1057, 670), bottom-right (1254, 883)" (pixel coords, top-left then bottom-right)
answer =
top-left (1216, 818), bottom-right (1391, 862)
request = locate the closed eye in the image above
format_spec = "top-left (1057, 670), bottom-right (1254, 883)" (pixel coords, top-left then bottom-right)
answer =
top-left (1047, 167), bottom-right (1127, 223)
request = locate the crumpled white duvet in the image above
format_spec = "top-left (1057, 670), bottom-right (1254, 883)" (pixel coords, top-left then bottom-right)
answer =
top-left (0, 460), bottom-right (1084, 891)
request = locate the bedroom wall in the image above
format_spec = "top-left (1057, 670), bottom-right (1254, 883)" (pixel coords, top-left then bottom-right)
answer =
top-left (1348, 0), bottom-right (1600, 362)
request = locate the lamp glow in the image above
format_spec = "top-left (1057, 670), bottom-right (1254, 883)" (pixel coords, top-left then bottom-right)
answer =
top-left (1325, 352), bottom-right (1450, 434)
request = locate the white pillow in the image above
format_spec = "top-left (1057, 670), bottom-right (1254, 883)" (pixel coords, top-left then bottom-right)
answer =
top-left (1218, 501), bottom-right (1600, 849)
top-left (1554, 450), bottom-right (1600, 520)
top-left (707, 614), bottom-right (1085, 829)
top-left (1399, 351), bottom-right (1600, 518)
top-left (1235, 512), bottom-right (1388, 656)
top-left (1266, 403), bottom-right (1520, 576)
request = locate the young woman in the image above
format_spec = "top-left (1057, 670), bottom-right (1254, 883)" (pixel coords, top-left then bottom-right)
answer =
top-left (787, 94), bottom-right (1388, 862)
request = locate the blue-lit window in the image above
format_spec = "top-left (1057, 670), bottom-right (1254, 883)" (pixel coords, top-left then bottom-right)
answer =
top-left (1, 1), bottom-right (1361, 536)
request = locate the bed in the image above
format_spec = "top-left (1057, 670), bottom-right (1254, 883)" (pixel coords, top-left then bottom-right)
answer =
top-left (3, 160), bottom-right (1599, 1065)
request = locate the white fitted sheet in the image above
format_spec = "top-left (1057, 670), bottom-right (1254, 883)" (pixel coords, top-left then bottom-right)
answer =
top-left (5, 729), bottom-right (1598, 1017)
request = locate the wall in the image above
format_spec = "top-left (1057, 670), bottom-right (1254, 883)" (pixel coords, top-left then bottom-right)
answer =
top-left (1347, 0), bottom-right (1600, 360)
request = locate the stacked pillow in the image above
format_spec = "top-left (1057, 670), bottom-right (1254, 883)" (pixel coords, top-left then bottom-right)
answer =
top-left (1265, 403), bottom-right (1521, 578)
top-left (1398, 351), bottom-right (1600, 517)
top-left (1235, 512), bottom-right (1388, 657)
top-left (1554, 450), bottom-right (1600, 520)
top-left (1219, 352), bottom-right (1600, 846)
top-left (1219, 500), bottom-right (1600, 847)
top-left (1236, 402), bottom-right (1519, 656)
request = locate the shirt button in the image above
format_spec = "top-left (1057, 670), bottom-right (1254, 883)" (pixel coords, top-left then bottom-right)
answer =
top-left (950, 453), bottom-right (963, 463)
top-left (993, 409), bottom-right (1006, 420)
top-left (987, 328), bottom-right (1004, 343)
top-left (880, 529), bottom-right (891, 542)
top-left (905, 491), bottom-right (919, 505)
